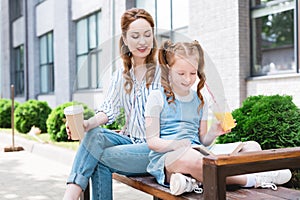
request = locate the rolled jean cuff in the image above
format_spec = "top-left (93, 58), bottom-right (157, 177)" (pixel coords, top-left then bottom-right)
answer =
top-left (67, 173), bottom-right (89, 191)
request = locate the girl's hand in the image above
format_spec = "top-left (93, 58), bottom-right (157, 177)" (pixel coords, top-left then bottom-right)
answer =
top-left (211, 121), bottom-right (232, 137)
top-left (172, 139), bottom-right (191, 150)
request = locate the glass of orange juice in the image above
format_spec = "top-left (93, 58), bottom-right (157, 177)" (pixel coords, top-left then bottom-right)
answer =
top-left (213, 112), bottom-right (236, 131)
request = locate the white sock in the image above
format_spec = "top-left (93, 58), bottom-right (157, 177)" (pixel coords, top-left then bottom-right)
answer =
top-left (242, 174), bottom-right (256, 188)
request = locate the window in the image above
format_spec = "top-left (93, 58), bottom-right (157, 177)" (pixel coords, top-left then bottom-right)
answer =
top-left (136, 0), bottom-right (189, 44)
top-left (76, 11), bottom-right (102, 90)
top-left (14, 45), bottom-right (24, 96)
top-left (39, 32), bottom-right (54, 94)
top-left (251, 0), bottom-right (297, 76)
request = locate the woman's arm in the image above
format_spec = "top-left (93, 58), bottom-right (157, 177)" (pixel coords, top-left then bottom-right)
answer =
top-left (84, 112), bottom-right (109, 132)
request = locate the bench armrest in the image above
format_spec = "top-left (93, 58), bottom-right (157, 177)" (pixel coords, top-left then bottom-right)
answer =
top-left (202, 147), bottom-right (300, 200)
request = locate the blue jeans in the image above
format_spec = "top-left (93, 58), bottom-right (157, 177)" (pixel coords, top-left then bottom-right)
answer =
top-left (66, 127), bottom-right (150, 200)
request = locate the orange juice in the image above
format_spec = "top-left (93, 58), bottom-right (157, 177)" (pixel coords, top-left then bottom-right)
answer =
top-left (214, 112), bottom-right (236, 131)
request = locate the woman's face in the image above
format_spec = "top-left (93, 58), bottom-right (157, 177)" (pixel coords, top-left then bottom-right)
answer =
top-left (169, 56), bottom-right (198, 95)
top-left (123, 18), bottom-right (153, 64)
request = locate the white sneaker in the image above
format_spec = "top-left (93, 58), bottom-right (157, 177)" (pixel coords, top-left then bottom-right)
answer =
top-left (254, 169), bottom-right (292, 190)
top-left (170, 173), bottom-right (203, 196)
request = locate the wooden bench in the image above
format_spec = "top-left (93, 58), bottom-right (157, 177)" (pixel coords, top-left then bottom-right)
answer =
top-left (83, 147), bottom-right (300, 200)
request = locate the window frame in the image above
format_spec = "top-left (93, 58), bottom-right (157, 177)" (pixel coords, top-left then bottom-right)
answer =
top-left (250, 0), bottom-right (299, 76)
top-left (75, 11), bottom-right (102, 90)
top-left (39, 31), bottom-right (54, 94)
top-left (14, 45), bottom-right (25, 96)
top-left (136, 0), bottom-right (189, 43)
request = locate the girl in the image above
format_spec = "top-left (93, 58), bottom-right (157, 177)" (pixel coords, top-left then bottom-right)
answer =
top-left (63, 8), bottom-right (160, 200)
top-left (145, 40), bottom-right (291, 196)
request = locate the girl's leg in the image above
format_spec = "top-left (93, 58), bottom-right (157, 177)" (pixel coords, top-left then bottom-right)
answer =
top-left (165, 143), bottom-right (290, 188)
top-left (165, 147), bottom-right (204, 182)
top-left (91, 143), bottom-right (150, 200)
top-left (63, 127), bottom-right (132, 200)
top-left (240, 141), bottom-right (262, 152)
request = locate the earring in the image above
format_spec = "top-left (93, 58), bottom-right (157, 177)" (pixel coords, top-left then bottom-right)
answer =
top-left (122, 44), bottom-right (131, 56)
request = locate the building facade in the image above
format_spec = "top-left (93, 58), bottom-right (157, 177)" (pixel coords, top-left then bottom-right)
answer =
top-left (1, 0), bottom-right (299, 110)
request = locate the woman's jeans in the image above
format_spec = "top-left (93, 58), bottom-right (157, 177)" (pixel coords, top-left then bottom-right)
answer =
top-left (66, 127), bottom-right (150, 200)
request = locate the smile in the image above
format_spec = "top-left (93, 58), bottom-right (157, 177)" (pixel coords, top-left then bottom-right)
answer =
top-left (137, 47), bottom-right (148, 53)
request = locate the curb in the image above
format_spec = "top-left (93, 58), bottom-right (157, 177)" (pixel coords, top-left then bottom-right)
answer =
top-left (0, 131), bottom-right (76, 166)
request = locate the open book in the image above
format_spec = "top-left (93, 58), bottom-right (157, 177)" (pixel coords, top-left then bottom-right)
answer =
top-left (192, 142), bottom-right (244, 156)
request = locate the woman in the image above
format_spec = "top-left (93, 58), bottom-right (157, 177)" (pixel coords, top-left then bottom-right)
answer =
top-left (63, 8), bottom-right (160, 200)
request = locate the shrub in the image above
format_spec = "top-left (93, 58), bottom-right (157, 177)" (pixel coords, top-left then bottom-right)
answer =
top-left (46, 102), bottom-right (94, 142)
top-left (217, 95), bottom-right (300, 189)
top-left (217, 95), bottom-right (300, 149)
top-left (0, 98), bottom-right (20, 128)
top-left (14, 99), bottom-right (52, 133)
top-left (102, 108), bottom-right (125, 130)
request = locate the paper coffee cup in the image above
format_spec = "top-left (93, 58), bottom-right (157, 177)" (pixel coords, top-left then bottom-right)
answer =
top-left (64, 105), bottom-right (84, 140)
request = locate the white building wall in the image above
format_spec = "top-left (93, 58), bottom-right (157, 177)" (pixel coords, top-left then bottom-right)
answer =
top-left (189, 0), bottom-right (300, 108)
top-left (36, 0), bottom-right (54, 36)
top-left (72, 0), bottom-right (102, 20)
top-left (1, 0), bottom-right (11, 99)
top-left (12, 17), bottom-right (24, 47)
top-left (189, 0), bottom-right (242, 110)
top-left (247, 75), bottom-right (300, 107)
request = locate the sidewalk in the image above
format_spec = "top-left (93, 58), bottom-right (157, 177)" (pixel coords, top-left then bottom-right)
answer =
top-left (0, 131), bottom-right (151, 200)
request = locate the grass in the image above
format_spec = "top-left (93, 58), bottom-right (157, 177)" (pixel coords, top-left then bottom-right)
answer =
top-left (0, 128), bottom-right (79, 151)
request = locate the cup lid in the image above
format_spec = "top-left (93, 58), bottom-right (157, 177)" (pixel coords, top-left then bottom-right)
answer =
top-left (64, 105), bottom-right (84, 115)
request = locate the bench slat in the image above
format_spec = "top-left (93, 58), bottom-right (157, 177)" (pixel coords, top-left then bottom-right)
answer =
top-left (113, 173), bottom-right (300, 200)
top-left (227, 188), bottom-right (288, 200)
top-left (113, 173), bottom-right (202, 200)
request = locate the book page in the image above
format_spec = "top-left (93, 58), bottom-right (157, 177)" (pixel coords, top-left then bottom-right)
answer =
top-left (192, 142), bottom-right (244, 156)
top-left (210, 142), bottom-right (243, 155)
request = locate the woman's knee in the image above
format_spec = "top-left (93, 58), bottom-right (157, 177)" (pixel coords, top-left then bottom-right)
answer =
top-left (81, 127), bottom-right (104, 147)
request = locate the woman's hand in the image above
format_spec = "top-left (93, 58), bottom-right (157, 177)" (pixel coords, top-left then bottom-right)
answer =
top-left (66, 120), bottom-right (89, 140)
top-left (65, 121), bottom-right (72, 140)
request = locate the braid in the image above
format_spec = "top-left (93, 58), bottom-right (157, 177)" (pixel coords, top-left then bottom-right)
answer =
top-left (159, 40), bottom-right (175, 103)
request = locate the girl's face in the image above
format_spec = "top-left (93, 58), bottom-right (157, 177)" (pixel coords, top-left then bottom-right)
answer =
top-left (123, 18), bottom-right (153, 65)
top-left (170, 56), bottom-right (198, 95)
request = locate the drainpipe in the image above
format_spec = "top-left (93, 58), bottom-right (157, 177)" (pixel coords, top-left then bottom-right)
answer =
top-left (24, 0), bottom-right (29, 100)
top-left (112, 0), bottom-right (115, 71)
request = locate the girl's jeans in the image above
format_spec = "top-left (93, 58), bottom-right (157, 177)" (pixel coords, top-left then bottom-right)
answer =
top-left (66, 127), bottom-right (150, 200)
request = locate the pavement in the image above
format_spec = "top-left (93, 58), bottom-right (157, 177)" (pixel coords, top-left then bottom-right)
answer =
top-left (0, 130), bottom-right (152, 200)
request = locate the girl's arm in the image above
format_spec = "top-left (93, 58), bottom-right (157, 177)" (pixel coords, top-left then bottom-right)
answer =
top-left (199, 120), bottom-right (231, 146)
top-left (145, 90), bottom-right (190, 153)
top-left (146, 116), bottom-right (190, 153)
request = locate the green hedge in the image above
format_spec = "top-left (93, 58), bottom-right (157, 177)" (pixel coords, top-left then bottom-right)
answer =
top-left (14, 99), bottom-right (51, 133)
top-left (217, 94), bottom-right (300, 189)
top-left (101, 108), bottom-right (125, 130)
top-left (0, 98), bottom-right (19, 128)
top-left (217, 95), bottom-right (300, 149)
top-left (46, 102), bottom-right (94, 142)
